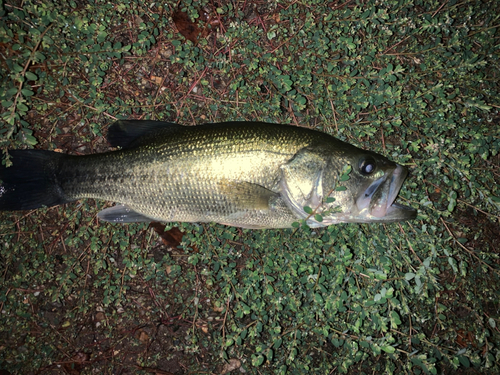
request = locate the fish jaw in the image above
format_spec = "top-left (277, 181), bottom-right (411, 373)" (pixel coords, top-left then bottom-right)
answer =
top-left (355, 164), bottom-right (416, 222)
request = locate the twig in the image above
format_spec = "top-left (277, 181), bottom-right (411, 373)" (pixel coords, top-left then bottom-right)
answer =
top-left (440, 217), bottom-right (497, 273)
top-left (432, 2), bottom-right (447, 18)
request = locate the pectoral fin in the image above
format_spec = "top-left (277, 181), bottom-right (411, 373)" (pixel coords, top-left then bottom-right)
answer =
top-left (280, 149), bottom-right (327, 217)
top-left (219, 194), bottom-right (300, 229)
top-left (98, 205), bottom-right (156, 223)
top-left (219, 181), bottom-right (279, 211)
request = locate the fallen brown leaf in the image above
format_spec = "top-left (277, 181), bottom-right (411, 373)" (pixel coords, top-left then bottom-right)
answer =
top-left (149, 222), bottom-right (199, 252)
top-left (62, 352), bottom-right (90, 375)
top-left (95, 311), bottom-right (106, 322)
top-left (137, 329), bottom-right (150, 344)
top-left (150, 75), bottom-right (164, 85)
top-left (172, 8), bottom-right (219, 44)
top-left (220, 358), bottom-right (241, 374)
top-left (172, 10), bottom-right (203, 43)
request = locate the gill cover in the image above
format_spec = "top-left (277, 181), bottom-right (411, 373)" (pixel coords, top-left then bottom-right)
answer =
top-left (279, 149), bottom-right (327, 221)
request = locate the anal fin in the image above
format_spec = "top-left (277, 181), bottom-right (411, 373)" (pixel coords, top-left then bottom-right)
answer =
top-left (98, 205), bottom-right (156, 223)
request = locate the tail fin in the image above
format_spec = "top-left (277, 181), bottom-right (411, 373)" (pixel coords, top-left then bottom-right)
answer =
top-left (0, 150), bottom-right (71, 211)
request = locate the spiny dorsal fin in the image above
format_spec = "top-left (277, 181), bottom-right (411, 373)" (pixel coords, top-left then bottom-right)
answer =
top-left (107, 120), bottom-right (184, 149)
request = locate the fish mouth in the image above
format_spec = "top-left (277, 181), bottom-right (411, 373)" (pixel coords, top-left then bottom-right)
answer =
top-left (356, 164), bottom-right (417, 222)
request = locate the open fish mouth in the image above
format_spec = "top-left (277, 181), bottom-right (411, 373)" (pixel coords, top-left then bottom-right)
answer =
top-left (356, 165), bottom-right (417, 222)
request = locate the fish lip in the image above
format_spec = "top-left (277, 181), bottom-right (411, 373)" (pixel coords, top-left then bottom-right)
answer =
top-left (356, 164), bottom-right (416, 221)
top-left (381, 164), bottom-right (407, 216)
top-left (383, 201), bottom-right (418, 222)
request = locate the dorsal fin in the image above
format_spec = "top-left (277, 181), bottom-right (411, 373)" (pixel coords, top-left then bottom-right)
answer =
top-left (107, 120), bottom-right (184, 149)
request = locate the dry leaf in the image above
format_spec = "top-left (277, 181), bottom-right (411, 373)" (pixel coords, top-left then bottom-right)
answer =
top-left (62, 352), bottom-right (90, 375)
top-left (150, 223), bottom-right (199, 252)
top-left (220, 358), bottom-right (241, 374)
top-left (212, 304), bottom-right (224, 312)
top-left (172, 10), bottom-right (202, 43)
top-left (150, 75), bottom-right (164, 85)
top-left (172, 8), bottom-right (217, 44)
top-left (138, 330), bottom-right (150, 344)
top-left (95, 311), bottom-right (105, 322)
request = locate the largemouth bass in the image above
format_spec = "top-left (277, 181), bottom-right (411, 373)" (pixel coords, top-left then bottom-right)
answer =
top-left (0, 121), bottom-right (416, 228)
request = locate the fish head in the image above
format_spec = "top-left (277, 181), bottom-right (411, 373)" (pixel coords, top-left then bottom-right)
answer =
top-left (280, 146), bottom-right (417, 227)
top-left (316, 150), bottom-right (417, 225)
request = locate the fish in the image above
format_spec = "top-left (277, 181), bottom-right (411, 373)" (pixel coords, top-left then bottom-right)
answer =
top-left (0, 121), bottom-right (417, 229)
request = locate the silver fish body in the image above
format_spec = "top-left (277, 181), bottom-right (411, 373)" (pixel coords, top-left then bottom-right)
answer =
top-left (0, 121), bottom-right (416, 228)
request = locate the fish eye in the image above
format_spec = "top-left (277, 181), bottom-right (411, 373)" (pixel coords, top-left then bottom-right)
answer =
top-left (359, 157), bottom-right (376, 176)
